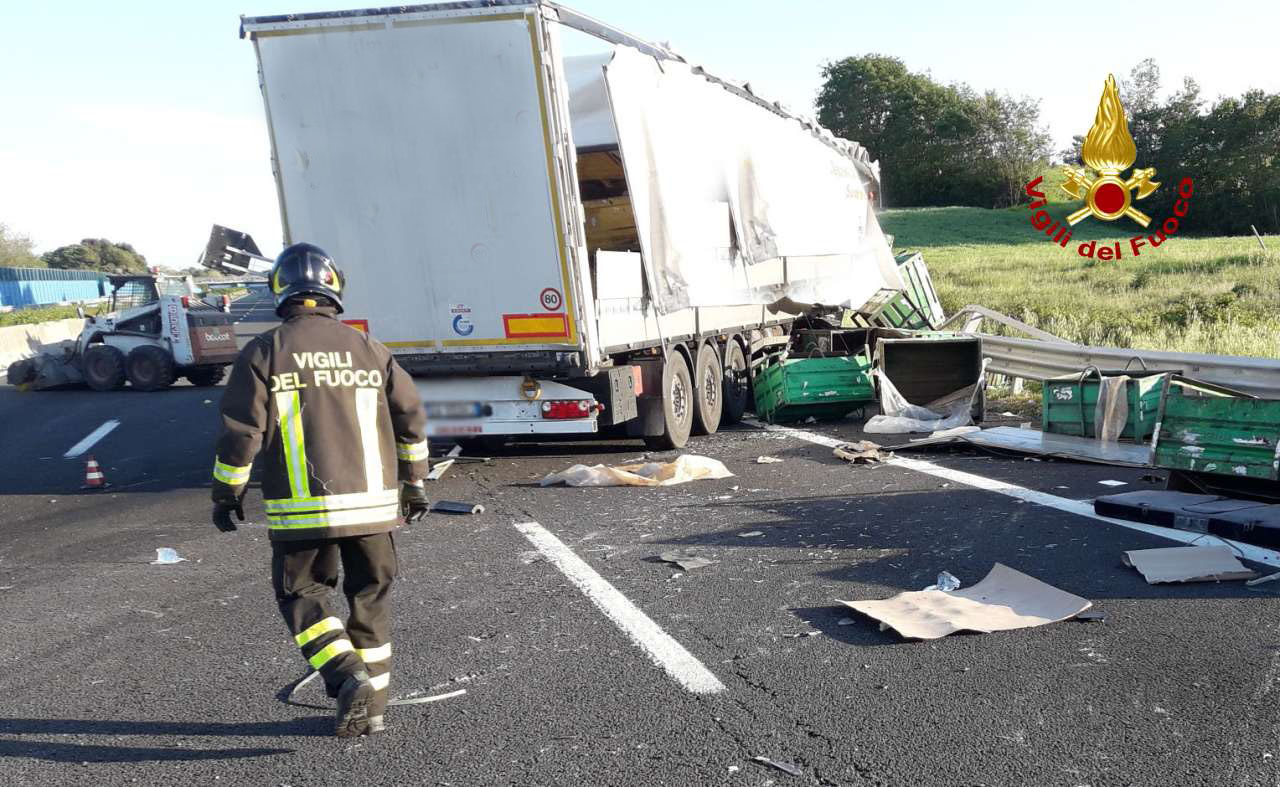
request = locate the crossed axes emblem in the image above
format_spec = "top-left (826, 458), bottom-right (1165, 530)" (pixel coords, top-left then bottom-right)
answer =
top-left (1060, 166), bottom-right (1160, 227)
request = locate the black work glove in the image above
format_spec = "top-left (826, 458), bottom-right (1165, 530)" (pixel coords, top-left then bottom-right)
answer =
top-left (212, 501), bottom-right (244, 533)
top-left (400, 481), bottom-right (431, 524)
top-left (212, 481), bottom-right (245, 533)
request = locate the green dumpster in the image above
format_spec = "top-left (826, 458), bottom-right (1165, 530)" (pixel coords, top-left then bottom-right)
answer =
top-left (1042, 367), bottom-right (1176, 441)
top-left (752, 355), bottom-right (875, 423)
top-left (1153, 376), bottom-right (1280, 481)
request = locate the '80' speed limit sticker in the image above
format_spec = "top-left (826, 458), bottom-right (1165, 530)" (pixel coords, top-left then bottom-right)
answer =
top-left (539, 288), bottom-right (563, 311)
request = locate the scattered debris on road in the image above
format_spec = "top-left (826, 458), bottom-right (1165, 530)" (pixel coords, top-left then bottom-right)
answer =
top-left (840, 563), bottom-right (1092, 640)
top-left (150, 548), bottom-right (186, 565)
top-left (833, 440), bottom-right (891, 464)
top-left (541, 455), bottom-right (733, 487)
top-left (1122, 546), bottom-right (1257, 584)
top-left (961, 426), bottom-right (1150, 466)
top-left (432, 500), bottom-right (485, 515)
top-left (752, 756), bottom-right (804, 777)
top-left (738, 531), bottom-right (764, 538)
top-left (426, 458), bottom-right (455, 480)
top-left (756, 455), bottom-right (785, 464)
top-left (657, 550), bottom-right (715, 571)
top-left (922, 570), bottom-right (961, 591)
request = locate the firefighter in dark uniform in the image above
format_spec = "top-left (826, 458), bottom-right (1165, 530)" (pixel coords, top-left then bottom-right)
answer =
top-left (210, 243), bottom-right (432, 737)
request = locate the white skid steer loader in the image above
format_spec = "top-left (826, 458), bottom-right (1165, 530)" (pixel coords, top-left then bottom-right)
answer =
top-left (7, 275), bottom-right (241, 392)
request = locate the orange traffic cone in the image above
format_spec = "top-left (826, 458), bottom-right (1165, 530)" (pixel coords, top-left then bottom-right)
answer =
top-left (82, 455), bottom-right (107, 489)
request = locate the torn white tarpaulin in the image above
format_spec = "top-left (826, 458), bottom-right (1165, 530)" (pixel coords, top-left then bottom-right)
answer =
top-left (540, 455), bottom-right (733, 487)
top-left (863, 370), bottom-right (981, 434)
top-left (1095, 375), bottom-right (1130, 443)
top-left (840, 563), bottom-right (1092, 640)
top-left (599, 47), bottom-right (901, 313)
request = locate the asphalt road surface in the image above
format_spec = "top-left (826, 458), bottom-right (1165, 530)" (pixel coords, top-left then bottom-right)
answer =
top-left (2, 303), bottom-right (1278, 785)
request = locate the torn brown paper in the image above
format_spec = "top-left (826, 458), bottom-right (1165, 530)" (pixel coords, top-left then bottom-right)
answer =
top-left (833, 440), bottom-right (892, 464)
top-left (839, 563), bottom-right (1092, 640)
top-left (1122, 546), bottom-right (1257, 584)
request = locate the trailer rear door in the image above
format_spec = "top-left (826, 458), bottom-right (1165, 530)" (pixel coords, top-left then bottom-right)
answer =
top-left (243, 4), bottom-right (581, 353)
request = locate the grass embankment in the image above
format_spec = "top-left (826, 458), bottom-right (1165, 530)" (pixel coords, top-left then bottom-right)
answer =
top-left (880, 196), bottom-right (1279, 358)
top-left (0, 304), bottom-right (91, 327)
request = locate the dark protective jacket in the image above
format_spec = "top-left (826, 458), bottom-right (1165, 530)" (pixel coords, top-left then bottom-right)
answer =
top-left (211, 304), bottom-right (430, 540)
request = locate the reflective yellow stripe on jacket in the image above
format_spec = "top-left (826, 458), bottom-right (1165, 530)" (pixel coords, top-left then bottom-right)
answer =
top-left (397, 440), bottom-right (429, 462)
top-left (275, 390), bottom-right (310, 499)
top-left (268, 504), bottom-right (400, 529)
top-left (212, 458), bottom-right (251, 485)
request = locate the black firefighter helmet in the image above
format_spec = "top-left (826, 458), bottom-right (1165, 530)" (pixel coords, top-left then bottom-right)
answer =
top-left (270, 242), bottom-right (345, 315)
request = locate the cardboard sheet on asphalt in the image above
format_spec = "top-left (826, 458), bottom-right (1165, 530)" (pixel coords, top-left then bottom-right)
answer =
top-left (839, 563), bottom-right (1092, 640)
top-left (1122, 545), bottom-right (1257, 584)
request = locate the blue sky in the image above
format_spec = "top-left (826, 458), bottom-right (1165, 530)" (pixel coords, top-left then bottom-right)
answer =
top-left (1, 0), bottom-right (1275, 267)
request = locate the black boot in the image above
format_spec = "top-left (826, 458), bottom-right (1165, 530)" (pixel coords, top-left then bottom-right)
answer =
top-left (334, 671), bottom-right (373, 738)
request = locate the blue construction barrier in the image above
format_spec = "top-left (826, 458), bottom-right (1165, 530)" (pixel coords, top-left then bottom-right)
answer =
top-left (0, 267), bottom-right (106, 308)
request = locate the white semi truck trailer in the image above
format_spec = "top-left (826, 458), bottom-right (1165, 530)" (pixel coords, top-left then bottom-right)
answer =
top-left (240, 1), bottom-right (904, 448)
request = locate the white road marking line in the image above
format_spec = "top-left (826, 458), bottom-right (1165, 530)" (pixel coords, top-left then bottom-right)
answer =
top-left (64, 419), bottom-right (120, 458)
top-left (514, 521), bottom-right (725, 694)
top-left (745, 419), bottom-right (1280, 567)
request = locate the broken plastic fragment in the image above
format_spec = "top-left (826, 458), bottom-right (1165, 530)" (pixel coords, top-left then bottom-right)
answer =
top-left (151, 548), bottom-right (186, 565)
top-left (756, 456), bottom-right (784, 464)
top-left (923, 571), bottom-right (961, 592)
top-left (753, 756), bottom-right (803, 776)
top-left (658, 550), bottom-right (715, 571)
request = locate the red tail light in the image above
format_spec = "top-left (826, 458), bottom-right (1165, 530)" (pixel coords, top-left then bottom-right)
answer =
top-left (540, 399), bottom-right (595, 419)
top-left (181, 296), bottom-right (190, 308)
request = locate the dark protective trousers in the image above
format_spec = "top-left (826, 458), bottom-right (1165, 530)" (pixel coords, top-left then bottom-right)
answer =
top-left (272, 532), bottom-right (397, 717)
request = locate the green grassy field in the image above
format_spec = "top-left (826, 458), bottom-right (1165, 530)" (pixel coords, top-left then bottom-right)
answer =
top-left (879, 183), bottom-right (1279, 358)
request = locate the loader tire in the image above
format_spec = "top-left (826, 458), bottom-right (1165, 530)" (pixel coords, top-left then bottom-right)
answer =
top-left (185, 366), bottom-right (226, 387)
top-left (126, 346), bottom-right (175, 392)
top-left (643, 352), bottom-right (693, 450)
top-left (83, 345), bottom-right (127, 391)
top-left (720, 339), bottom-right (750, 426)
top-left (691, 342), bottom-right (723, 436)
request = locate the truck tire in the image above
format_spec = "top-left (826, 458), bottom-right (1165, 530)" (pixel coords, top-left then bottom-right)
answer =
top-left (720, 339), bottom-right (750, 426)
top-left (126, 346), bottom-right (176, 392)
top-left (83, 345), bottom-right (127, 391)
top-left (691, 342), bottom-right (723, 436)
top-left (643, 352), bottom-right (694, 450)
top-left (185, 366), bottom-right (226, 387)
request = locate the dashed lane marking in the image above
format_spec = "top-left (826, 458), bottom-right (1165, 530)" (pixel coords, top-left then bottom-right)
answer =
top-left (745, 419), bottom-right (1280, 568)
top-left (513, 521), bottom-right (726, 694)
top-left (64, 419), bottom-right (120, 458)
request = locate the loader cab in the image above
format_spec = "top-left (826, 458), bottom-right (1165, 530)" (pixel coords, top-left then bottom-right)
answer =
top-left (105, 275), bottom-right (162, 335)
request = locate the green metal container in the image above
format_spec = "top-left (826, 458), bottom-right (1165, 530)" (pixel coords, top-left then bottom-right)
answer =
top-left (1042, 367), bottom-right (1175, 441)
top-left (1153, 376), bottom-right (1280, 481)
top-left (752, 355), bottom-right (874, 423)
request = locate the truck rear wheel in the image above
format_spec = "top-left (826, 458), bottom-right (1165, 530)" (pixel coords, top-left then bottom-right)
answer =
top-left (720, 339), bottom-right (749, 426)
top-left (643, 352), bottom-right (693, 450)
top-left (126, 346), bottom-right (175, 392)
top-left (185, 366), bottom-right (226, 387)
top-left (691, 343), bottom-right (722, 436)
top-left (83, 345), bottom-right (127, 391)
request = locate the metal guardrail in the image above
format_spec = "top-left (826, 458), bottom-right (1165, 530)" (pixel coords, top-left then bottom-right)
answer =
top-left (943, 304), bottom-right (1280, 397)
top-left (977, 333), bottom-right (1280, 398)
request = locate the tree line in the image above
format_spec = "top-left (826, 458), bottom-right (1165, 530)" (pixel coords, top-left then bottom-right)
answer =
top-left (817, 55), bottom-right (1051, 210)
top-left (817, 56), bottom-right (1280, 234)
top-left (0, 225), bottom-right (149, 273)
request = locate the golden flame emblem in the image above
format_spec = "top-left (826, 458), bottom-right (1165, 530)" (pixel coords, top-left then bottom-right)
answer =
top-left (1061, 74), bottom-right (1159, 227)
